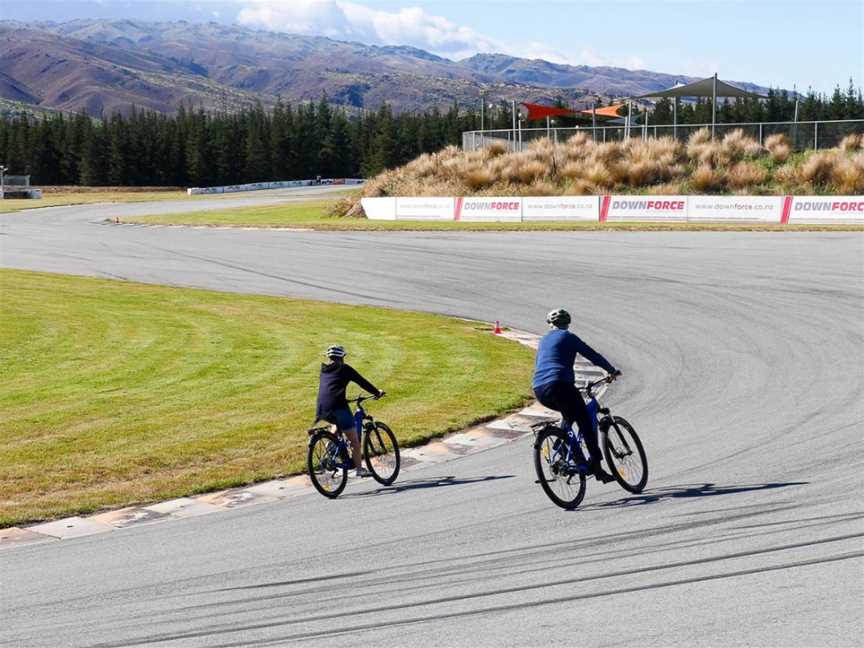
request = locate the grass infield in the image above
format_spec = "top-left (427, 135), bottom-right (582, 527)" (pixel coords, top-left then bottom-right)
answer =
top-left (0, 269), bottom-right (533, 527)
top-left (124, 200), bottom-right (864, 232)
top-left (0, 191), bottom-right (194, 213)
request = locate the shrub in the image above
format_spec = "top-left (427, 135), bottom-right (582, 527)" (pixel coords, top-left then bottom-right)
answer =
top-left (561, 160), bottom-right (587, 180)
top-left (688, 128), bottom-right (712, 146)
top-left (590, 142), bottom-right (625, 166)
top-left (727, 162), bottom-right (768, 189)
top-left (800, 151), bottom-right (838, 187)
top-left (721, 129), bottom-right (762, 161)
top-left (463, 168), bottom-right (496, 190)
top-left (647, 182), bottom-right (684, 195)
top-left (765, 133), bottom-right (791, 163)
top-left (564, 179), bottom-right (596, 195)
top-left (839, 134), bottom-right (863, 152)
top-left (522, 180), bottom-right (559, 196)
top-left (516, 160), bottom-right (548, 184)
top-left (484, 141), bottom-right (508, 157)
top-left (691, 164), bottom-right (725, 191)
top-left (583, 161), bottom-right (614, 188)
top-left (832, 153), bottom-right (864, 193)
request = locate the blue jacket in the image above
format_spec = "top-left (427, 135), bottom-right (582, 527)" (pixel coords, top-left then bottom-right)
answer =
top-left (532, 329), bottom-right (617, 390)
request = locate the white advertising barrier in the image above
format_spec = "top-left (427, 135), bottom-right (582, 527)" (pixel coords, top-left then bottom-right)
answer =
top-left (789, 196), bottom-right (864, 224)
top-left (687, 196), bottom-right (784, 223)
top-left (361, 197), bottom-right (397, 220)
top-left (395, 197), bottom-right (455, 220)
top-left (188, 180), bottom-right (311, 195)
top-left (522, 196), bottom-right (599, 221)
top-left (456, 196), bottom-right (522, 222)
top-left (603, 196), bottom-right (688, 222)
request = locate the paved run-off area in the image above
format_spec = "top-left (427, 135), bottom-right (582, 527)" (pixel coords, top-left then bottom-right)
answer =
top-left (1, 195), bottom-right (862, 647)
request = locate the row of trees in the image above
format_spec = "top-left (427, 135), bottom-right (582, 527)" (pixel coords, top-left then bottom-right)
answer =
top-left (479, 83), bottom-right (864, 129)
top-left (0, 98), bottom-right (476, 187)
top-left (1, 84), bottom-right (861, 187)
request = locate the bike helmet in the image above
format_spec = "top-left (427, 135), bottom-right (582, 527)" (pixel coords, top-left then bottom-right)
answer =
top-left (326, 345), bottom-right (347, 359)
top-left (546, 308), bottom-right (571, 329)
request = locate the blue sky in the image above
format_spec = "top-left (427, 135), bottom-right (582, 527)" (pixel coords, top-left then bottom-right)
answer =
top-left (2, 0), bottom-right (861, 93)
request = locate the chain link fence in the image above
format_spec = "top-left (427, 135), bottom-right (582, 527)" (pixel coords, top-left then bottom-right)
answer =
top-left (462, 119), bottom-right (864, 153)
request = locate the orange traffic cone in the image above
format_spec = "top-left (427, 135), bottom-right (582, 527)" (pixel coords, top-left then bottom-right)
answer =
top-left (493, 320), bottom-right (502, 335)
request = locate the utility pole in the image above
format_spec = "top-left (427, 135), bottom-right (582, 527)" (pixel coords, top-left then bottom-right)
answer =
top-left (480, 90), bottom-right (487, 131)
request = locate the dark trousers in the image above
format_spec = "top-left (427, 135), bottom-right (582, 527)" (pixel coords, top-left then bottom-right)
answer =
top-left (534, 381), bottom-right (601, 466)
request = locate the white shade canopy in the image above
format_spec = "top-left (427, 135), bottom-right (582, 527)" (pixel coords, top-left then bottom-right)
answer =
top-left (633, 76), bottom-right (767, 100)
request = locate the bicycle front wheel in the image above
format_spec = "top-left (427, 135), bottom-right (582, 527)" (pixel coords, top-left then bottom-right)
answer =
top-left (603, 416), bottom-right (648, 493)
top-left (364, 422), bottom-right (400, 485)
top-left (307, 430), bottom-right (349, 499)
top-left (533, 428), bottom-right (587, 510)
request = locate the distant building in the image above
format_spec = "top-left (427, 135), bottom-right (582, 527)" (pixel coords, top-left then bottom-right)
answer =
top-left (0, 174), bottom-right (43, 199)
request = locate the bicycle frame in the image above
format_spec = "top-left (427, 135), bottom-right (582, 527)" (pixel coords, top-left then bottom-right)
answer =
top-left (540, 377), bottom-right (613, 471)
top-left (322, 395), bottom-right (378, 470)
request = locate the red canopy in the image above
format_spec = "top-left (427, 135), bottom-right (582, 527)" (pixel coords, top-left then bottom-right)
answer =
top-left (521, 102), bottom-right (578, 121)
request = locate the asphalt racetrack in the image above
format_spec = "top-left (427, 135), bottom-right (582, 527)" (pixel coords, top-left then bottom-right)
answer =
top-left (1, 188), bottom-right (863, 647)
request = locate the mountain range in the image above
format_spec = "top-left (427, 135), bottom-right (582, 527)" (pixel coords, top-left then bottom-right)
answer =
top-left (0, 19), bottom-right (771, 118)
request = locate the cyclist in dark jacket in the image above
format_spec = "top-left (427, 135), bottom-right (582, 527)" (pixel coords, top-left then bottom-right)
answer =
top-left (315, 345), bottom-right (384, 478)
top-left (532, 309), bottom-right (620, 483)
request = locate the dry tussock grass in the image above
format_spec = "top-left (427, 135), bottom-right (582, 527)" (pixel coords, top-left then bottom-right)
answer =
top-left (727, 162), bottom-right (768, 189)
top-left (800, 152), bottom-right (837, 187)
top-left (352, 130), bottom-right (864, 212)
top-left (765, 134), bottom-right (792, 163)
top-left (691, 164), bottom-right (725, 191)
top-left (832, 153), bottom-right (864, 193)
top-left (839, 134), bottom-right (863, 152)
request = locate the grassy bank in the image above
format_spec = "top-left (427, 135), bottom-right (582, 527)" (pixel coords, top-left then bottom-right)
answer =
top-left (350, 130), bottom-right (864, 214)
top-left (0, 190), bottom-right (194, 213)
top-left (0, 270), bottom-right (533, 527)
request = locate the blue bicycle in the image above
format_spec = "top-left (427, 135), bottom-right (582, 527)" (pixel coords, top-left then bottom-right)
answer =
top-left (307, 394), bottom-right (400, 499)
top-left (532, 375), bottom-right (648, 509)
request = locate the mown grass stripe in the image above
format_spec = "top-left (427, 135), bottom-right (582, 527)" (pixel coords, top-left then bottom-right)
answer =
top-left (0, 269), bottom-right (532, 527)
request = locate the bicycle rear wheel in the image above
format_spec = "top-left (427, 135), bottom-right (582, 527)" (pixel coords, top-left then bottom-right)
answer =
top-left (533, 428), bottom-right (587, 510)
top-left (364, 422), bottom-right (400, 485)
top-left (603, 416), bottom-right (648, 493)
top-left (307, 430), bottom-right (349, 498)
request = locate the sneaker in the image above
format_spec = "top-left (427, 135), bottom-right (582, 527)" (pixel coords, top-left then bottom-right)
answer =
top-left (355, 466), bottom-right (372, 478)
top-left (593, 467), bottom-right (616, 484)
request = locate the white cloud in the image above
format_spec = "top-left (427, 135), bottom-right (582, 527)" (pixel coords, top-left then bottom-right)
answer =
top-left (237, 0), bottom-right (500, 59)
top-left (236, 0), bottom-right (658, 71)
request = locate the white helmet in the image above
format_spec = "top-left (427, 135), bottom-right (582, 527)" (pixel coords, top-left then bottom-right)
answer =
top-left (326, 345), bottom-right (347, 359)
top-left (546, 308), bottom-right (571, 329)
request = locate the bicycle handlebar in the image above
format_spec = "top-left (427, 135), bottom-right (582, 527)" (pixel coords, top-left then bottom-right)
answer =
top-left (579, 373), bottom-right (620, 393)
top-left (348, 392), bottom-right (385, 405)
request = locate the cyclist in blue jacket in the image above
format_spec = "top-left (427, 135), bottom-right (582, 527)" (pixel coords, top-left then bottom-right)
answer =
top-left (533, 309), bottom-right (620, 483)
top-left (315, 345), bottom-right (384, 478)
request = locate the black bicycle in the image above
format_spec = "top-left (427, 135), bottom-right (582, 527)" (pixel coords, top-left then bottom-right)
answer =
top-left (307, 394), bottom-right (400, 499)
top-left (532, 376), bottom-right (648, 510)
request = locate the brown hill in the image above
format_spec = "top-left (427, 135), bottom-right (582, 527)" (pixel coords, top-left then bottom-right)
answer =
top-left (0, 19), bottom-right (772, 118)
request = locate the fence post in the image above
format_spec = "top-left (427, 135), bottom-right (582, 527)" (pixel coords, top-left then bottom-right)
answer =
top-left (758, 123), bottom-right (763, 145)
top-left (814, 122), bottom-right (819, 150)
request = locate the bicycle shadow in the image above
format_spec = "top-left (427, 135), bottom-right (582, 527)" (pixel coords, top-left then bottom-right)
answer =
top-left (580, 481), bottom-right (809, 510)
top-left (346, 474), bottom-right (515, 498)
